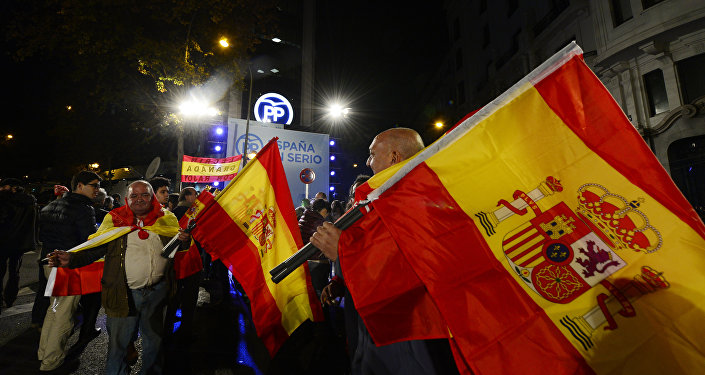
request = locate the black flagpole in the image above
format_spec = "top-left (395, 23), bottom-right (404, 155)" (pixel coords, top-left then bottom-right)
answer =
top-left (270, 201), bottom-right (370, 284)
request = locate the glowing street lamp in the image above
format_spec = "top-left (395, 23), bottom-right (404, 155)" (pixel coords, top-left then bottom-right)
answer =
top-left (219, 37), bottom-right (229, 48)
top-left (176, 98), bottom-right (219, 186)
top-left (178, 100), bottom-right (218, 118)
top-left (5, 134), bottom-right (13, 140)
top-left (327, 103), bottom-right (350, 119)
top-left (435, 121), bottom-right (444, 128)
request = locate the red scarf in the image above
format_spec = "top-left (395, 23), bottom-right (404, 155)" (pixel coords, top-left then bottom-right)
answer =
top-left (109, 194), bottom-right (165, 239)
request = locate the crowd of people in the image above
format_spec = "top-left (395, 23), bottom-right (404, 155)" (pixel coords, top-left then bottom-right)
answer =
top-left (0, 127), bottom-right (461, 375)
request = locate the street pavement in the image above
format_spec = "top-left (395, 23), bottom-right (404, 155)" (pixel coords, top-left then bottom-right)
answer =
top-left (0, 250), bottom-right (271, 374)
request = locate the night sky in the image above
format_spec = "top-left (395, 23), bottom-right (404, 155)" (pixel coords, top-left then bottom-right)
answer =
top-left (316, 1), bottom-right (448, 155)
top-left (0, 1), bottom-right (449, 186)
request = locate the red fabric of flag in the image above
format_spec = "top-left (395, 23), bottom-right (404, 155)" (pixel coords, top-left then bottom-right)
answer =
top-left (341, 163), bottom-right (592, 375)
top-left (191, 139), bottom-right (322, 357)
top-left (193, 199), bottom-right (290, 354)
top-left (173, 192), bottom-right (216, 279)
top-left (533, 57), bottom-right (705, 236)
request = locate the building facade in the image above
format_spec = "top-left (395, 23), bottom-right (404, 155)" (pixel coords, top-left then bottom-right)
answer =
top-left (440, 0), bottom-right (705, 217)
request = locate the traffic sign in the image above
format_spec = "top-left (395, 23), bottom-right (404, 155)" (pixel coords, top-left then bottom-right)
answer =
top-left (299, 168), bottom-right (315, 184)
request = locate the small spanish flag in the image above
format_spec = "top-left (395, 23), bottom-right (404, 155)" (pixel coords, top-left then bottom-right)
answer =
top-left (191, 138), bottom-right (323, 356)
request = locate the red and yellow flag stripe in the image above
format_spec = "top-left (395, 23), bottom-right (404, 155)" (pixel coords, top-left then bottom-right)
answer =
top-left (342, 43), bottom-right (705, 374)
top-left (192, 139), bottom-right (322, 356)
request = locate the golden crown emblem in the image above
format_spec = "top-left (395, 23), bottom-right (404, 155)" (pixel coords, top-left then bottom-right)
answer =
top-left (576, 183), bottom-right (662, 253)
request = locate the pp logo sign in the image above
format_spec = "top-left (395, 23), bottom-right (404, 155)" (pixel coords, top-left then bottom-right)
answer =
top-left (254, 93), bottom-right (294, 125)
top-left (236, 133), bottom-right (264, 154)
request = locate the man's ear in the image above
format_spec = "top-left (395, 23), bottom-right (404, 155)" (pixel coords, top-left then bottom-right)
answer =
top-left (391, 150), bottom-right (401, 164)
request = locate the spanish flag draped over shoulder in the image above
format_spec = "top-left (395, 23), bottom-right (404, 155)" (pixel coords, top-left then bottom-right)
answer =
top-left (341, 43), bottom-right (705, 374)
top-left (191, 138), bottom-right (323, 357)
top-left (46, 195), bottom-right (180, 296)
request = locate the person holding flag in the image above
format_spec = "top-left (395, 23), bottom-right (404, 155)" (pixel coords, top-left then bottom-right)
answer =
top-left (305, 43), bottom-right (705, 375)
top-left (36, 171), bottom-right (101, 373)
top-left (48, 180), bottom-right (191, 375)
top-left (311, 128), bottom-right (459, 375)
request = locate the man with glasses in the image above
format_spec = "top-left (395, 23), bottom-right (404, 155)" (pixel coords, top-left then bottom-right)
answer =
top-left (36, 170), bottom-right (102, 372)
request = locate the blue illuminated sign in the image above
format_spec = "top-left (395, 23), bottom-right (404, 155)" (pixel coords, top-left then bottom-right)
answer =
top-left (254, 93), bottom-right (294, 125)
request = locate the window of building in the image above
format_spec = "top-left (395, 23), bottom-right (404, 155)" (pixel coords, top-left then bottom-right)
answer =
top-left (483, 25), bottom-right (490, 48)
top-left (453, 18), bottom-right (461, 41)
top-left (610, 0), bottom-right (633, 27)
top-left (668, 135), bottom-right (705, 222)
top-left (507, 0), bottom-right (518, 17)
top-left (643, 69), bottom-right (669, 116)
top-left (676, 53), bottom-right (705, 104)
top-left (456, 49), bottom-right (463, 70)
top-left (642, 0), bottom-right (666, 10)
top-left (457, 81), bottom-right (466, 104)
top-left (497, 29), bottom-right (520, 68)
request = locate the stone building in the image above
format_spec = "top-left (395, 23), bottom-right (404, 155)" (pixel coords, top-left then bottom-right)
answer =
top-left (437, 0), bottom-right (705, 216)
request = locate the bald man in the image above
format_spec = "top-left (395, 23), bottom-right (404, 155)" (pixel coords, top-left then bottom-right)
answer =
top-left (311, 128), bottom-right (457, 375)
top-left (312, 128), bottom-right (423, 259)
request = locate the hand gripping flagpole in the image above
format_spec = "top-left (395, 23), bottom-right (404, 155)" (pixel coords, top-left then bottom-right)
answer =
top-left (160, 221), bottom-right (197, 258)
top-left (270, 201), bottom-right (371, 284)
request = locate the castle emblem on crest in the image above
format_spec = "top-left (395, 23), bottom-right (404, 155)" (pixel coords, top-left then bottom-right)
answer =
top-left (475, 177), bottom-right (668, 344)
top-left (248, 206), bottom-right (277, 257)
top-left (235, 192), bottom-right (277, 258)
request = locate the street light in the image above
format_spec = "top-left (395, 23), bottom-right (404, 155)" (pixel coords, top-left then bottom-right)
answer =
top-left (327, 103), bottom-right (350, 119)
top-left (179, 99), bottom-right (218, 117)
top-left (176, 99), bottom-right (219, 186)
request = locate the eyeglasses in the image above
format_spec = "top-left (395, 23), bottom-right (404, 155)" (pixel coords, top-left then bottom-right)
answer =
top-left (86, 183), bottom-right (100, 189)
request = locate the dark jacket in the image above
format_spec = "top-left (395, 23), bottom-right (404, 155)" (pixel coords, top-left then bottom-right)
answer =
top-left (171, 204), bottom-right (189, 221)
top-left (38, 192), bottom-right (96, 257)
top-left (0, 190), bottom-right (37, 254)
top-left (95, 208), bottom-right (109, 225)
top-left (298, 208), bottom-right (326, 244)
top-left (68, 234), bottom-right (185, 317)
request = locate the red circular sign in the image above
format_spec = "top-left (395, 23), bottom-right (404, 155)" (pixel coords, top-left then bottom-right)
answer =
top-left (300, 168), bottom-right (315, 184)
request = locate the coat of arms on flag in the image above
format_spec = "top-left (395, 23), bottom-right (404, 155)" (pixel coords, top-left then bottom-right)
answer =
top-left (334, 42), bottom-right (705, 375)
top-left (476, 176), bottom-right (671, 347)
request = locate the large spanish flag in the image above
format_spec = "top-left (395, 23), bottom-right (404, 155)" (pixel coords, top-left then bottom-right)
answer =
top-left (340, 43), bottom-right (705, 374)
top-left (191, 138), bottom-right (323, 356)
top-left (46, 196), bottom-right (180, 296)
